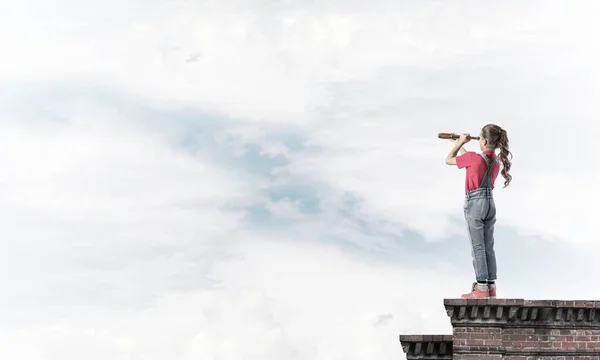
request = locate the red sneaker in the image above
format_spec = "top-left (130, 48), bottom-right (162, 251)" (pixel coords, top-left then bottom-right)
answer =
top-left (488, 283), bottom-right (496, 298)
top-left (461, 282), bottom-right (489, 299)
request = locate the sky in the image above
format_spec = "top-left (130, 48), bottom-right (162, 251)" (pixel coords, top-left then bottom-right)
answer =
top-left (1, 1), bottom-right (600, 359)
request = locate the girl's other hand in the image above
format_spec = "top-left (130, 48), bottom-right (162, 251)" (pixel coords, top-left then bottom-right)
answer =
top-left (459, 133), bottom-right (471, 145)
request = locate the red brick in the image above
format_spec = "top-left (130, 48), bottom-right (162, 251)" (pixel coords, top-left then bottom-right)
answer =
top-left (454, 355), bottom-right (502, 360)
top-left (587, 341), bottom-right (600, 349)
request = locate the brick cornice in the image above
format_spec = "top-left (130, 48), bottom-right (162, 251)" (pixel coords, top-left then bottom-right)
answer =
top-left (399, 335), bottom-right (453, 359)
top-left (444, 299), bottom-right (600, 329)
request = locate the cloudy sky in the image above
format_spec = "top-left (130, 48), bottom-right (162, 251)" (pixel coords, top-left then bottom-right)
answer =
top-left (1, 1), bottom-right (600, 359)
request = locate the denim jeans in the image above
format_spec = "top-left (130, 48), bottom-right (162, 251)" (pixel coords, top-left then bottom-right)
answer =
top-left (464, 187), bottom-right (497, 282)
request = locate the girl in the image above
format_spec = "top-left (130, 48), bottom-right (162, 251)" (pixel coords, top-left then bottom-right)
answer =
top-left (445, 124), bottom-right (512, 299)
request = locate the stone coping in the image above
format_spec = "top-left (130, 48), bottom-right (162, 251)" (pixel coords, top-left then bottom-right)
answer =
top-left (400, 335), bottom-right (454, 342)
top-left (444, 299), bottom-right (600, 308)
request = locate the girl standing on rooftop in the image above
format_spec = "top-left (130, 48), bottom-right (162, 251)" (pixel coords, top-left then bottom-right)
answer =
top-left (445, 124), bottom-right (512, 299)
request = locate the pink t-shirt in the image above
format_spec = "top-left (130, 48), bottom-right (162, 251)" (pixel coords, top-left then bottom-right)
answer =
top-left (455, 150), bottom-right (500, 192)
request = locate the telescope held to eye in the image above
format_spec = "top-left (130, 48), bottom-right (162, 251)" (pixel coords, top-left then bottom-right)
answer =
top-left (438, 133), bottom-right (480, 140)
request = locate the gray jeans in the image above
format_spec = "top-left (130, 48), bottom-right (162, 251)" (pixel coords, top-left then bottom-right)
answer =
top-left (464, 187), bottom-right (497, 282)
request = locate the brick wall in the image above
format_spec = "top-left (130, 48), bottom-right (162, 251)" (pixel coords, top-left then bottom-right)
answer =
top-left (400, 299), bottom-right (600, 359)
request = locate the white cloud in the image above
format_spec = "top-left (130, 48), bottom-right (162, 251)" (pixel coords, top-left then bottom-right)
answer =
top-left (0, 233), bottom-right (465, 360)
top-left (265, 198), bottom-right (305, 219)
top-left (2, 0), bottom-right (600, 359)
top-left (213, 125), bottom-right (293, 158)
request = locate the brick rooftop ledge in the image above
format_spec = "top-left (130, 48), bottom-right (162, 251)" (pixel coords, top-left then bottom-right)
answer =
top-left (444, 298), bottom-right (600, 328)
top-left (399, 335), bottom-right (453, 359)
top-left (399, 299), bottom-right (600, 359)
